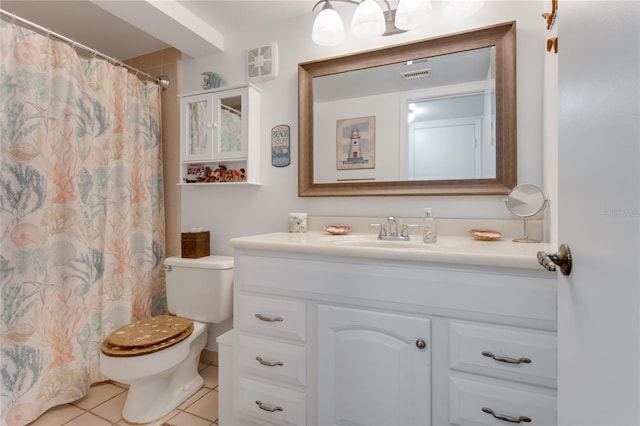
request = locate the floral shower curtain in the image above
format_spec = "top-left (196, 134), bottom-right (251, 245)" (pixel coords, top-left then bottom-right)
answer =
top-left (0, 21), bottom-right (166, 426)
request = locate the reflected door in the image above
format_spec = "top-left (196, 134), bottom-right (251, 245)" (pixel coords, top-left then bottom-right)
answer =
top-left (410, 117), bottom-right (481, 180)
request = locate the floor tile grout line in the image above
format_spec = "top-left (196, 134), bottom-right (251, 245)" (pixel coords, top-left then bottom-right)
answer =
top-left (43, 367), bottom-right (218, 426)
top-left (57, 404), bottom-right (90, 426)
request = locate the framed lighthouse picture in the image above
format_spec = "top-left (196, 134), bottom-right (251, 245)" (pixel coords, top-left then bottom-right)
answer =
top-left (336, 116), bottom-right (375, 170)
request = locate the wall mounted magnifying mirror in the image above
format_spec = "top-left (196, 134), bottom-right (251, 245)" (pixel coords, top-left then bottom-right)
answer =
top-left (505, 184), bottom-right (548, 243)
top-left (298, 21), bottom-right (516, 197)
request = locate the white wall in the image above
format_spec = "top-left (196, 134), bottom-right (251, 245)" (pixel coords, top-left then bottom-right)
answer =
top-left (180, 1), bottom-right (547, 257)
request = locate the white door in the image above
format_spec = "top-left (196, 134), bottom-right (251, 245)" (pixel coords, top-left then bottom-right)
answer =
top-left (317, 305), bottom-right (431, 426)
top-left (410, 117), bottom-right (481, 180)
top-left (557, 2), bottom-right (640, 425)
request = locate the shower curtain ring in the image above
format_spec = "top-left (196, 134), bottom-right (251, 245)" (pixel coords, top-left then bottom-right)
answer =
top-left (11, 12), bottom-right (16, 25)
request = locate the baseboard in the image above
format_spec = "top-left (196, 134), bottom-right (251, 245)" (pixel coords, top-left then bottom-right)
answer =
top-left (200, 348), bottom-right (218, 366)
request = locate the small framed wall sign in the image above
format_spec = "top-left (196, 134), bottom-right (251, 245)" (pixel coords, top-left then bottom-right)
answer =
top-left (271, 124), bottom-right (290, 167)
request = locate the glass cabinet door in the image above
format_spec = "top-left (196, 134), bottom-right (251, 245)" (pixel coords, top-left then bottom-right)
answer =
top-left (182, 93), bottom-right (213, 161)
top-left (215, 89), bottom-right (248, 160)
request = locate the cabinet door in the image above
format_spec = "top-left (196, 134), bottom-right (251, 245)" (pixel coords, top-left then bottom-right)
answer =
top-left (214, 88), bottom-right (248, 160)
top-left (318, 305), bottom-right (431, 426)
top-left (182, 93), bottom-right (213, 162)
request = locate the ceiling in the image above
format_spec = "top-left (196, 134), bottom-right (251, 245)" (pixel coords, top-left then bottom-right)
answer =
top-left (0, 1), bottom-right (315, 60)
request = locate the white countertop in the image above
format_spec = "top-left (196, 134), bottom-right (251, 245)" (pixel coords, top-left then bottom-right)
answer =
top-left (229, 231), bottom-right (556, 271)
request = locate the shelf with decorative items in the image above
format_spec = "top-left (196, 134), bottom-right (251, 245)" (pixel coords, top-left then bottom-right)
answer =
top-left (178, 84), bottom-right (261, 186)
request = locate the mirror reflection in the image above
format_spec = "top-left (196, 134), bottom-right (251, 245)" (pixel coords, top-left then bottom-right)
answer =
top-left (313, 47), bottom-right (496, 183)
top-left (298, 22), bottom-right (517, 197)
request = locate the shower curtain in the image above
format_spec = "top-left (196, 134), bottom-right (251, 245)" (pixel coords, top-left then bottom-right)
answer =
top-left (0, 21), bottom-right (166, 426)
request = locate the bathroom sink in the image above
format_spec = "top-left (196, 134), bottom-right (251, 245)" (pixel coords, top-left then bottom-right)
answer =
top-left (321, 234), bottom-right (458, 249)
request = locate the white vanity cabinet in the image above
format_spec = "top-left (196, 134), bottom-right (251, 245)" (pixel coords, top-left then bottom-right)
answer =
top-left (179, 84), bottom-right (261, 185)
top-left (230, 244), bottom-right (557, 426)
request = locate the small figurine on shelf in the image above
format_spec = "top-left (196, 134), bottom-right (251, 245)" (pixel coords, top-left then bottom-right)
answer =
top-left (204, 166), bottom-right (216, 182)
top-left (196, 167), bottom-right (207, 182)
top-left (215, 164), bottom-right (227, 181)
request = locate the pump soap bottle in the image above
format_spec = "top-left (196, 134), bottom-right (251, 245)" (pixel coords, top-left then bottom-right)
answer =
top-left (422, 208), bottom-right (437, 243)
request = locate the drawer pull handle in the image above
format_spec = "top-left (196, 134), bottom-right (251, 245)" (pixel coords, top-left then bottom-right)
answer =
top-left (255, 400), bottom-right (283, 413)
top-left (482, 407), bottom-right (531, 423)
top-left (482, 351), bottom-right (532, 365)
top-left (255, 313), bottom-right (284, 322)
top-left (256, 356), bottom-right (284, 367)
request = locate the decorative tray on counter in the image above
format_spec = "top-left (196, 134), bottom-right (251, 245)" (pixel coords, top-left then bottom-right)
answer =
top-left (469, 229), bottom-right (503, 241)
top-left (324, 225), bottom-right (351, 235)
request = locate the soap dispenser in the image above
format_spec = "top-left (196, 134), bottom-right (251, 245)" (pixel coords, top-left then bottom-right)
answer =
top-left (422, 208), bottom-right (437, 243)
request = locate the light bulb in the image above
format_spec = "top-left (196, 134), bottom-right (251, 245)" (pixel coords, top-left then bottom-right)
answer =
top-left (312, 4), bottom-right (345, 46)
top-left (395, 0), bottom-right (432, 30)
top-left (351, 0), bottom-right (385, 38)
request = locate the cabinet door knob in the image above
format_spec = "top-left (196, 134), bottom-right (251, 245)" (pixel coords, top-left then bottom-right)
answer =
top-left (255, 400), bottom-right (283, 413)
top-left (255, 313), bottom-right (284, 322)
top-left (482, 351), bottom-right (531, 364)
top-left (416, 339), bottom-right (427, 350)
top-left (482, 407), bottom-right (531, 423)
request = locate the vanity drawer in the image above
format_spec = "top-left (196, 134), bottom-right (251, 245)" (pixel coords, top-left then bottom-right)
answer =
top-left (238, 376), bottom-right (307, 425)
top-left (238, 334), bottom-right (307, 387)
top-left (450, 375), bottom-right (556, 426)
top-left (237, 294), bottom-right (306, 342)
top-left (449, 322), bottom-right (557, 388)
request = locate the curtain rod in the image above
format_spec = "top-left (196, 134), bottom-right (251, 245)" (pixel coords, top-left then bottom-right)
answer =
top-left (0, 9), bottom-right (170, 90)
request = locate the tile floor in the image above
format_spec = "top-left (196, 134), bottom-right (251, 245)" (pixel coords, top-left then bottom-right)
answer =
top-left (29, 363), bottom-right (219, 426)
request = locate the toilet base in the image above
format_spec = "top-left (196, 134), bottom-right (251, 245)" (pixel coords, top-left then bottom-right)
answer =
top-left (123, 375), bottom-right (203, 423)
top-left (121, 345), bottom-right (204, 424)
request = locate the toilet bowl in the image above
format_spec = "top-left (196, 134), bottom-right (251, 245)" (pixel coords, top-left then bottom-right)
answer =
top-left (100, 321), bottom-right (207, 423)
top-left (99, 255), bottom-right (233, 424)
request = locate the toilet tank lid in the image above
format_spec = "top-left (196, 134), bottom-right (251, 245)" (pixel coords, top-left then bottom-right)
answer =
top-left (164, 255), bottom-right (233, 270)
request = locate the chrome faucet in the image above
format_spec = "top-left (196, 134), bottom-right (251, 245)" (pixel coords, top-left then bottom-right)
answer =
top-left (387, 216), bottom-right (398, 237)
top-left (369, 217), bottom-right (419, 242)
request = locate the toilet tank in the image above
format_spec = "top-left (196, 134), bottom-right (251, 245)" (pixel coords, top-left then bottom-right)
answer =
top-left (163, 255), bottom-right (234, 323)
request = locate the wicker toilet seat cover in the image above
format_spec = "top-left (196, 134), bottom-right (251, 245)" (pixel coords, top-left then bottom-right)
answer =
top-left (100, 315), bottom-right (194, 357)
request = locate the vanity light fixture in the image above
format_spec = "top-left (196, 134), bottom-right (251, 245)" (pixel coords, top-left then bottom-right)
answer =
top-left (351, 0), bottom-right (386, 38)
top-left (312, 1), bottom-right (346, 46)
top-left (312, 0), bottom-right (432, 46)
top-left (311, 0), bottom-right (484, 46)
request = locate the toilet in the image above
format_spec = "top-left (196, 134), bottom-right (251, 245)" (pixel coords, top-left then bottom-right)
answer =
top-left (99, 255), bottom-right (233, 424)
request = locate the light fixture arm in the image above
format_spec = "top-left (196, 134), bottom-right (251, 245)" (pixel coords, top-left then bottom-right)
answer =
top-left (312, 0), bottom-right (360, 13)
top-left (312, 0), bottom-right (394, 12)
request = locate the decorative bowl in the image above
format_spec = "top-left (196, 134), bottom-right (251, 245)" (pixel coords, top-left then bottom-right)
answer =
top-left (469, 229), bottom-right (503, 241)
top-left (324, 225), bottom-right (351, 235)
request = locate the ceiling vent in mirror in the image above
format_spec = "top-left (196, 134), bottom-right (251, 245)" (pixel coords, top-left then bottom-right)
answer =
top-left (247, 42), bottom-right (278, 83)
top-left (401, 68), bottom-right (431, 80)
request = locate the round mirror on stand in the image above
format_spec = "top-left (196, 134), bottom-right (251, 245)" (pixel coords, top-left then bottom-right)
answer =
top-left (505, 184), bottom-right (548, 243)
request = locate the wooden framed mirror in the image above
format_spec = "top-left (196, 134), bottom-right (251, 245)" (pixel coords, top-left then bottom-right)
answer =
top-left (298, 21), bottom-right (516, 197)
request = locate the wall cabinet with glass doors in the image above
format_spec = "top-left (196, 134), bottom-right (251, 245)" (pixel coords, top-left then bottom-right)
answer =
top-left (179, 84), bottom-right (261, 185)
